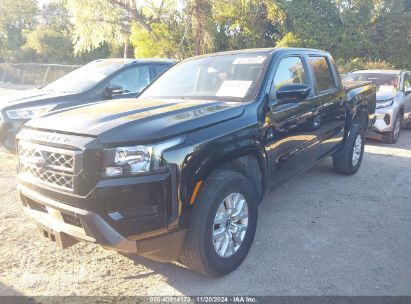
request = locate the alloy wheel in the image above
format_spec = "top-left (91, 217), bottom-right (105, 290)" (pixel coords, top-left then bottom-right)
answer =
top-left (352, 134), bottom-right (363, 167)
top-left (212, 193), bottom-right (249, 258)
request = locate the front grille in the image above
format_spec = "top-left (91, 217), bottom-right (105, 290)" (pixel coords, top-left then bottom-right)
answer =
top-left (18, 141), bottom-right (76, 191)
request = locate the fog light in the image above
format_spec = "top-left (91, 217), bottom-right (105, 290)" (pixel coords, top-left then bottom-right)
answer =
top-left (383, 114), bottom-right (390, 126)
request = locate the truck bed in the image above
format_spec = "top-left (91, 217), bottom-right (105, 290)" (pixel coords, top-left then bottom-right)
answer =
top-left (343, 80), bottom-right (377, 128)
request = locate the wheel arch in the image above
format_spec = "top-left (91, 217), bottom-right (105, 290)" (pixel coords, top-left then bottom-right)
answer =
top-left (184, 146), bottom-right (269, 206)
top-left (352, 104), bottom-right (369, 131)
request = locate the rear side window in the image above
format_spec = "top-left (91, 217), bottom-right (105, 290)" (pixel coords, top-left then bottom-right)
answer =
top-left (308, 56), bottom-right (335, 93)
top-left (272, 56), bottom-right (307, 94)
top-left (403, 74), bottom-right (411, 91)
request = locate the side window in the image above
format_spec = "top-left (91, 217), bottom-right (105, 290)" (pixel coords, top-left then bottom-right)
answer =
top-left (403, 74), bottom-right (411, 91)
top-left (153, 64), bottom-right (170, 77)
top-left (109, 65), bottom-right (150, 93)
top-left (308, 56), bottom-right (336, 93)
top-left (272, 57), bottom-right (307, 96)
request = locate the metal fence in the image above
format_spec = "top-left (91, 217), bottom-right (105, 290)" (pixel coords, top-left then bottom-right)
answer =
top-left (0, 63), bottom-right (82, 88)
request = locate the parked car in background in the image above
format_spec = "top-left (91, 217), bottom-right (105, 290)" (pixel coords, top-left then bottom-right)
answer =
top-left (343, 70), bottom-right (411, 143)
top-left (17, 48), bottom-right (376, 276)
top-left (0, 58), bottom-right (176, 152)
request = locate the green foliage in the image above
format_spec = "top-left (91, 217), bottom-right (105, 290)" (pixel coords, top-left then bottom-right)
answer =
top-left (336, 58), bottom-right (396, 74)
top-left (22, 26), bottom-right (73, 63)
top-left (0, 0), bottom-right (38, 61)
top-left (130, 1), bottom-right (191, 59)
top-left (213, 0), bottom-right (285, 50)
top-left (1, 0), bottom-right (410, 71)
top-left (65, 0), bottom-right (127, 54)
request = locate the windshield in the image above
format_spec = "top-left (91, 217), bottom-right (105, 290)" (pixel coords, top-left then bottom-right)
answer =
top-left (344, 72), bottom-right (399, 91)
top-left (139, 53), bottom-right (270, 102)
top-left (43, 61), bottom-right (124, 93)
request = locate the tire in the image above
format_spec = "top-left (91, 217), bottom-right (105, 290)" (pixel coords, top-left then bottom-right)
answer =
top-left (180, 170), bottom-right (258, 276)
top-left (384, 114), bottom-right (402, 144)
top-left (333, 124), bottom-right (365, 176)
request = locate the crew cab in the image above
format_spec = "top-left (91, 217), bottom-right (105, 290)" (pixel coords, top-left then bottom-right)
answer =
top-left (0, 58), bottom-right (176, 153)
top-left (16, 48), bottom-right (376, 276)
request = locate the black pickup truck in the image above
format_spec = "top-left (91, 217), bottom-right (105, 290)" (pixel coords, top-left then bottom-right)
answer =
top-left (16, 48), bottom-right (376, 276)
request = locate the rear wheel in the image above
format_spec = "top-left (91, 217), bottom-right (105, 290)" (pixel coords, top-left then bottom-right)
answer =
top-left (180, 170), bottom-right (258, 276)
top-left (333, 124), bottom-right (365, 175)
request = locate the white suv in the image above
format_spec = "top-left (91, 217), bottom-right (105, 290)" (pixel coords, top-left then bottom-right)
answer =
top-left (344, 70), bottom-right (411, 144)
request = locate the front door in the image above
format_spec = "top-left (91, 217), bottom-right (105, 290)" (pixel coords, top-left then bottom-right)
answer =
top-left (264, 56), bottom-right (324, 187)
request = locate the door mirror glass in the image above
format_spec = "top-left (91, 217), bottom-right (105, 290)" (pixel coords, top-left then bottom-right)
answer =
top-left (105, 85), bottom-right (124, 98)
top-left (276, 84), bottom-right (311, 101)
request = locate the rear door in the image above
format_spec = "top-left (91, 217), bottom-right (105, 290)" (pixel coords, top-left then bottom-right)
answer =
top-left (306, 55), bottom-right (346, 157)
top-left (265, 55), bottom-right (324, 186)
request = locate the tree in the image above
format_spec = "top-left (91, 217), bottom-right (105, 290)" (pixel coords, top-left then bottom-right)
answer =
top-left (0, 0), bottom-right (38, 61)
top-left (65, 0), bottom-right (178, 57)
top-left (189, 0), bottom-right (214, 55)
top-left (213, 0), bottom-right (285, 51)
top-left (276, 0), bottom-right (342, 53)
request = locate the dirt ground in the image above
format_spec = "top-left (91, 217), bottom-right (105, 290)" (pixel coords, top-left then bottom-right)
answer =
top-left (0, 130), bottom-right (410, 296)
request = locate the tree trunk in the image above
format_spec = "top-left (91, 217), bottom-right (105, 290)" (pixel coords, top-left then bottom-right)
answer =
top-left (124, 42), bottom-right (128, 58)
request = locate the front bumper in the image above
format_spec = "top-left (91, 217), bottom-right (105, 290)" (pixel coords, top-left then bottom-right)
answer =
top-left (16, 129), bottom-right (187, 262)
top-left (368, 105), bottom-right (399, 134)
top-left (19, 174), bottom-right (186, 262)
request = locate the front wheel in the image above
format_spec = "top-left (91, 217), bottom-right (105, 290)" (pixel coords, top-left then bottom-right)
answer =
top-left (384, 114), bottom-right (402, 144)
top-left (333, 124), bottom-right (365, 175)
top-left (180, 170), bottom-right (258, 276)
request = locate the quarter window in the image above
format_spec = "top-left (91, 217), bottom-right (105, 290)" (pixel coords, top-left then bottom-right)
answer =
top-left (272, 57), bottom-right (308, 94)
top-left (308, 56), bottom-right (335, 93)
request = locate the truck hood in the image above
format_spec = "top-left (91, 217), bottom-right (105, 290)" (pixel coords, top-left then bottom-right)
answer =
top-left (26, 98), bottom-right (246, 144)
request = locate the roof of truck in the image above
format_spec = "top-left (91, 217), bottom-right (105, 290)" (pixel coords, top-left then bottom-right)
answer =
top-left (186, 47), bottom-right (331, 60)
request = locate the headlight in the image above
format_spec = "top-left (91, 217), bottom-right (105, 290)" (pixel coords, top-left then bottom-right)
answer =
top-left (376, 98), bottom-right (394, 109)
top-left (103, 136), bottom-right (185, 177)
top-left (6, 105), bottom-right (55, 120)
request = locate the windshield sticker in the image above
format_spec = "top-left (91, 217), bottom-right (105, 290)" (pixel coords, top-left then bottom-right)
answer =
top-left (233, 56), bottom-right (266, 65)
top-left (216, 80), bottom-right (252, 98)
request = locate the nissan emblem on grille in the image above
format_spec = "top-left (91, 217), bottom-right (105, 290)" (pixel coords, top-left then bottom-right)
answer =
top-left (18, 141), bottom-right (75, 191)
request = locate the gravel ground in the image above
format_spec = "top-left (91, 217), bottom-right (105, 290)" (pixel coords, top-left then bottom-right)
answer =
top-left (0, 130), bottom-right (410, 296)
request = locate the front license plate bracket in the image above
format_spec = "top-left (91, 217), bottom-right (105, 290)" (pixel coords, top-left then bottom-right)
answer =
top-left (37, 224), bottom-right (79, 249)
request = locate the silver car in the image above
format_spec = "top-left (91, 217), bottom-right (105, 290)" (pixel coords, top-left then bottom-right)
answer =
top-left (343, 70), bottom-right (411, 143)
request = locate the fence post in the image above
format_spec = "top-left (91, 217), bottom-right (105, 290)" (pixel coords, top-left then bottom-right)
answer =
top-left (1, 64), bottom-right (6, 82)
top-left (42, 65), bottom-right (50, 86)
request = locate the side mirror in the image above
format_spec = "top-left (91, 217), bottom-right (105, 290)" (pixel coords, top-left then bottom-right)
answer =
top-left (276, 84), bottom-right (311, 101)
top-left (405, 87), bottom-right (411, 96)
top-left (105, 85), bottom-right (124, 98)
